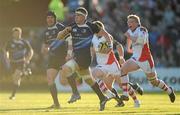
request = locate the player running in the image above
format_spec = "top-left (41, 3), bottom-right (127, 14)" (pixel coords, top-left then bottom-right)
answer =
top-left (118, 14), bottom-right (176, 103)
top-left (58, 7), bottom-right (112, 111)
top-left (91, 21), bottom-right (141, 107)
top-left (113, 39), bottom-right (143, 96)
top-left (5, 27), bottom-right (33, 100)
top-left (43, 11), bottom-right (81, 109)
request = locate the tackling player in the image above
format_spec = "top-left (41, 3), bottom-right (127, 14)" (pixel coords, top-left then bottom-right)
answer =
top-left (57, 7), bottom-right (111, 111)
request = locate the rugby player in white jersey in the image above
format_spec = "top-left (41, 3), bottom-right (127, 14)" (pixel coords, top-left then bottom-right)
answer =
top-left (91, 21), bottom-right (141, 107)
top-left (119, 14), bottom-right (175, 103)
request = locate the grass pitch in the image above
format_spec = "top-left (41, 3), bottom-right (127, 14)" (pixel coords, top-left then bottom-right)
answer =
top-left (0, 92), bottom-right (180, 115)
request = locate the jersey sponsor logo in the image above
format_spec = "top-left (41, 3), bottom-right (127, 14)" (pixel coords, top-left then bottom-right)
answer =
top-left (74, 36), bottom-right (93, 50)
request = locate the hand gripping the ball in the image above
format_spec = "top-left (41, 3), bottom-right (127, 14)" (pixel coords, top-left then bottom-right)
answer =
top-left (57, 26), bottom-right (72, 40)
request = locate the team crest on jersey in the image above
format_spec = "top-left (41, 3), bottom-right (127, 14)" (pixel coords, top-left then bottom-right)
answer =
top-left (72, 28), bottom-right (77, 32)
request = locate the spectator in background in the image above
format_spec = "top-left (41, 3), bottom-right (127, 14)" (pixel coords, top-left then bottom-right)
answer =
top-left (162, 5), bottom-right (176, 27)
top-left (48, 0), bottom-right (65, 21)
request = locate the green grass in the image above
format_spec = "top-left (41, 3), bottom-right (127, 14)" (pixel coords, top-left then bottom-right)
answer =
top-left (0, 92), bottom-right (180, 115)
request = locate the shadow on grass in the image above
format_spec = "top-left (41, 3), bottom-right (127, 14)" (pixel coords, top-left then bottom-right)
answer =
top-left (0, 107), bottom-right (50, 113)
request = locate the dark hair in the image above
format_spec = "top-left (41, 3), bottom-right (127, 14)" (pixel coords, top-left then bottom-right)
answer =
top-left (47, 11), bottom-right (56, 20)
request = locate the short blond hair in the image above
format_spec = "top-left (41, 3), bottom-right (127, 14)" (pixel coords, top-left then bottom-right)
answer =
top-left (12, 27), bottom-right (22, 34)
top-left (127, 14), bottom-right (141, 26)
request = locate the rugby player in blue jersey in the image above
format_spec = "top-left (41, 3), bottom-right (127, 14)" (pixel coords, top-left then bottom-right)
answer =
top-left (58, 7), bottom-right (112, 111)
top-left (5, 27), bottom-right (33, 100)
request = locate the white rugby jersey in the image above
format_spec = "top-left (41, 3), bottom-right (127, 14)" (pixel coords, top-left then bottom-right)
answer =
top-left (127, 26), bottom-right (152, 61)
top-left (92, 35), bottom-right (117, 65)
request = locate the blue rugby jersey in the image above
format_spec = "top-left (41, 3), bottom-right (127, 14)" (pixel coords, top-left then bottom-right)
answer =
top-left (5, 39), bottom-right (30, 61)
top-left (69, 21), bottom-right (101, 69)
top-left (44, 22), bottom-right (68, 56)
top-left (44, 22), bottom-right (65, 45)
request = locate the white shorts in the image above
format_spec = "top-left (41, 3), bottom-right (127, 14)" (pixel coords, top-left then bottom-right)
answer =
top-left (131, 58), bottom-right (156, 74)
top-left (95, 61), bottom-right (120, 76)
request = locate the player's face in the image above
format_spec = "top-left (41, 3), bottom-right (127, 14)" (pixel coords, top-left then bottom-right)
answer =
top-left (75, 13), bottom-right (85, 25)
top-left (127, 18), bottom-right (138, 31)
top-left (12, 31), bottom-right (21, 39)
top-left (46, 16), bottom-right (55, 27)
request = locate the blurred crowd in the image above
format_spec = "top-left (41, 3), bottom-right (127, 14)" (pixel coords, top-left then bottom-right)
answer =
top-left (88, 0), bottom-right (180, 67)
top-left (1, 0), bottom-right (180, 77)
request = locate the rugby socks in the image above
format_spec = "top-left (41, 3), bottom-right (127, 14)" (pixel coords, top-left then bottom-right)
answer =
top-left (91, 82), bottom-right (106, 101)
top-left (120, 75), bottom-right (129, 96)
top-left (129, 82), bottom-right (137, 90)
top-left (97, 80), bottom-right (115, 98)
top-left (67, 73), bottom-right (79, 95)
top-left (157, 80), bottom-right (172, 94)
top-left (128, 85), bottom-right (137, 101)
top-left (49, 83), bottom-right (59, 106)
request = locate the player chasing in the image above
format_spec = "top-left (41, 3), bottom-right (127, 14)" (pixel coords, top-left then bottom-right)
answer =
top-left (5, 27), bottom-right (33, 100)
top-left (43, 11), bottom-right (81, 109)
top-left (112, 34), bottom-right (143, 96)
top-left (116, 14), bottom-right (176, 103)
top-left (90, 20), bottom-right (141, 107)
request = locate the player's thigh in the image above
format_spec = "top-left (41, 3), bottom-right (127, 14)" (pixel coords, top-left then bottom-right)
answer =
top-left (138, 60), bottom-right (156, 76)
top-left (91, 66), bottom-right (107, 80)
top-left (121, 59), bottom-right (140, 75)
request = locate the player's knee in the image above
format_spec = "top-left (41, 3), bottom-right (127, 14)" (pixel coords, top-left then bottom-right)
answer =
top-left (150, 79), bottom-right (159, 86)
top-left (46, 69), bottom-right (58, 85)
top-left (47, 76), bottom-right (54, 85)
top-left (12, 74), bottom-right (21, 86)
top-left (13, 77), bottom-right (21, 86)
top-left (147, 72), bottom-right (158, 86)
top-left (121, 69), bottom-right (127, 76)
